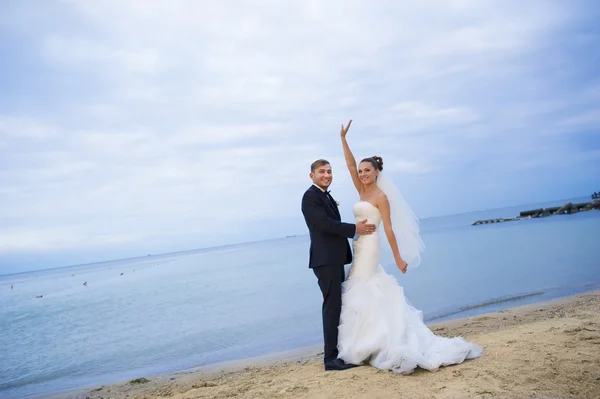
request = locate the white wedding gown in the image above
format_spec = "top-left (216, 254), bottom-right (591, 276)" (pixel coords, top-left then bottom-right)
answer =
top-left (337, 201), bottom-right (483, 375)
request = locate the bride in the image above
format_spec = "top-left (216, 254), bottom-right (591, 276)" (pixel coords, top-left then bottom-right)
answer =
top-left (337, 120), bottom-right (483, 375)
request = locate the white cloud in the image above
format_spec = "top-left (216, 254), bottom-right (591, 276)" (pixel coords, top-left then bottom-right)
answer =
top-left (0, 116), bottom-right (58, 139)
top-left (43, 35), bottom-right (160, 74)
top-left (559, 109), bottom-right (600, 128)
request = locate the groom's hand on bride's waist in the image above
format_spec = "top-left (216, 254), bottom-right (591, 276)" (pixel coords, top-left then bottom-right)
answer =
top-left (356, 219), bottom-right (376, 235)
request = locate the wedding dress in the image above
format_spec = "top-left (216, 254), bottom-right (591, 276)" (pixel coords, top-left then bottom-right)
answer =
top-left (337, 200), bottom-right (483, 374)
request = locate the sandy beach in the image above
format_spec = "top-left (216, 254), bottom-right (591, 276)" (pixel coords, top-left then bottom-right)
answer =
top-left (62, 291), bottom-right (600, 399)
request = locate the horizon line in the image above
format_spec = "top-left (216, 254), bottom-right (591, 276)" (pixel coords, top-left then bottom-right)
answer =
top-left (0, 193), bottom-right (592, 277)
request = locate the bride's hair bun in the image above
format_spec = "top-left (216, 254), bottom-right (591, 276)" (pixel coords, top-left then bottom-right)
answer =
top-left (372, 156), bottom-right (383, 171)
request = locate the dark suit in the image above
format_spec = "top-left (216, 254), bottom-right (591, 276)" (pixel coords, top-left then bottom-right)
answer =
top-left (301, 184), bottom-right (356, 362)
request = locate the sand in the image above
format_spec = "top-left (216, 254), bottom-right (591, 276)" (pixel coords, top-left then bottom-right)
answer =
top-left (64, 291), bottom-right (600, 399)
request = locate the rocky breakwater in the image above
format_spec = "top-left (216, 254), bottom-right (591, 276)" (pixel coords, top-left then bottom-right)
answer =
top-left (472, 200), bottom-right (600, 226)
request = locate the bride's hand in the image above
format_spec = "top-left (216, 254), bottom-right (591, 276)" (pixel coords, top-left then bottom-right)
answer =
top-left (340, 119), bottom-right (352, 137)
top-left (395, 257), bottom-right (408, 274)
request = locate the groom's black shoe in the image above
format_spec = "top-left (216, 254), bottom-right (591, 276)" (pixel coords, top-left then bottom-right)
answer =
top-left (324, 358), bottom-right (359, 371)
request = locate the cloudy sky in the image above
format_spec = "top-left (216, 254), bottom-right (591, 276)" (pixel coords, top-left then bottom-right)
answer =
top-left (1, 0), bottom-right (599, 273)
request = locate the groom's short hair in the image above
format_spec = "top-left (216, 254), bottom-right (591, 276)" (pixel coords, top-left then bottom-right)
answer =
top-left (311, 159), bottom-right (330, 172)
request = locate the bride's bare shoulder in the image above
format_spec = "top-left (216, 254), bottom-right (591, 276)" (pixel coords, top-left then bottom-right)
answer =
top-left (373, 190), bottom-right (389, 207)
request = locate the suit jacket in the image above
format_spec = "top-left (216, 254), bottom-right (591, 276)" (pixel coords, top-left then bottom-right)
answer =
top-left (301, 185), bottom-right (355, 268)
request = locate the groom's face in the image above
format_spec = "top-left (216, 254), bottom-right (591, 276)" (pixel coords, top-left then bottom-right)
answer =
top-left (310, 164), bottom-right (333, 190)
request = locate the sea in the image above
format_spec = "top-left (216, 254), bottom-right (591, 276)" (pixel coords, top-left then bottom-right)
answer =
top-left (1, 196), bottom-right (599, 398)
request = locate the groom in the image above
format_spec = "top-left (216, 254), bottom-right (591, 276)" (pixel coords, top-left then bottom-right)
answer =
top-left (301, 159), bottom-right (376, 371)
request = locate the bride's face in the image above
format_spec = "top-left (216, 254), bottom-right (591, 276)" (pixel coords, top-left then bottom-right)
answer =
top-left (358, 162), bottom-right (378, 185)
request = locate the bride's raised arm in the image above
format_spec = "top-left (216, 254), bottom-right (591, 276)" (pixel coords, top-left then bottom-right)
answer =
top-left (340, 120), bottom-right (363, 194)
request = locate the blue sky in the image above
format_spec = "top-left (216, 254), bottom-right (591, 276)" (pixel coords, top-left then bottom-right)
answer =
top-left (1, 0), bottom-right (599, 273)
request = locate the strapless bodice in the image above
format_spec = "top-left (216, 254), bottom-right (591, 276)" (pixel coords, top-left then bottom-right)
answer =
top-left (350, 201), bottom-right (382, 280)
top-left (353, 201), bottom-right (382, 227)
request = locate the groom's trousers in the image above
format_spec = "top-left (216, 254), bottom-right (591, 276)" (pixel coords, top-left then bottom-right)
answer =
top-left (313, 263), bottom-right (346, 363)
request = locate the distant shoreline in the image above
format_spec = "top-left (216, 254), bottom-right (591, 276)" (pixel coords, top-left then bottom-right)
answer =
top-left (43, 288), bottom-right (600, 399)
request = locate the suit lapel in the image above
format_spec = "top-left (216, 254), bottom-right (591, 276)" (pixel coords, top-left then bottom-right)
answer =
top-left (312, 185), bottom-right (340, 219)
top-left (327, 193), bottom-right (341, 219)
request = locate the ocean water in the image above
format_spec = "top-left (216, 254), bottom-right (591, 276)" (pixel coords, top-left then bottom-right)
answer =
top-left (1, 197), bottom-right (599, 398)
